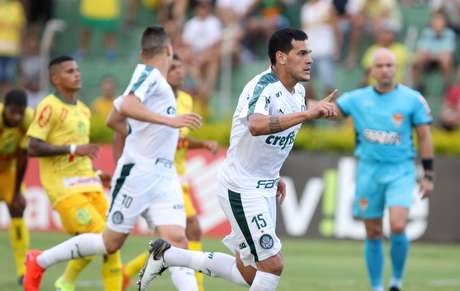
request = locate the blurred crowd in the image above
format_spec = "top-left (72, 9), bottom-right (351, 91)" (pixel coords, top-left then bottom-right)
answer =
top-left (0, 0), bottom-right (459, 130)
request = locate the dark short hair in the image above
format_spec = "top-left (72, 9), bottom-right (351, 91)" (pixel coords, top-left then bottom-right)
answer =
top-left (268, 28), bottom-right (308, 65)
top-left (48, 55), bottom-right (75, 85)
top-left (49, 55), bottom-right (74, 69)
top-left (141, 26), bottom-right (170, 57)
top-left (4, 89), bottom-right (27, 107)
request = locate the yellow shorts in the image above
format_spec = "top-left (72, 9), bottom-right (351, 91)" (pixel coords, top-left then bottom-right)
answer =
top-left (0, 167), bottom-right (16, 205)
top-left (54, 191), bottom-right (108, 235)
top-left (182, 183), bottom-right (197, 218)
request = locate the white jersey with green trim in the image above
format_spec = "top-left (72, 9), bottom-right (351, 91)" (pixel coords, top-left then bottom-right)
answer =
top-left (219, 68), bottom-right (307, 197)
top-left (113, 64), bottom-right (179, 173)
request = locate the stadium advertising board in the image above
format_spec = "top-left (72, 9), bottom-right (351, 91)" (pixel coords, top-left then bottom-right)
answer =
top-left (1, 147), bottom-right (459, 241)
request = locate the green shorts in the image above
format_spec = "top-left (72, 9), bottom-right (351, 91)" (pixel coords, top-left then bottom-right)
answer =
top-left (80, 16), bottom-right (118, 32)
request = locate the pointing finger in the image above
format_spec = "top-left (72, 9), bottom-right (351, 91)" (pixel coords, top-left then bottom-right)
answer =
top-left (323, 89), bottom-right (338, 102)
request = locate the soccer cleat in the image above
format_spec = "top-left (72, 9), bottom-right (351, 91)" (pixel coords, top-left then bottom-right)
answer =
top-left (54, 275), bottom-right (76, 291)
top-left (136, 239), bottom-right (171, 291)
top-left (23, 250), bottom-right (45, 291)
top-left (389, 287), bottom-right (401, 291)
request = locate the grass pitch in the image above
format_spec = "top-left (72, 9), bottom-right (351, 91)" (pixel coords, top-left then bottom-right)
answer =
top-left (0, 231), bottom-right (458, 290)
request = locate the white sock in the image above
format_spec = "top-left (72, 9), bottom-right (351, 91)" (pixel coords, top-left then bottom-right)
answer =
top-left (164, 246), bottom-right (248, 286)
top-left (37, 233), bottom-right (107, 268)
top-left (170, 266), bottom-right (199, 291)
top-left (249, 271), bottom-right (280, 291)
top-left (390, 277), bottom-right (402, 288)
top-left (372, 286), bottom-right (384, 291)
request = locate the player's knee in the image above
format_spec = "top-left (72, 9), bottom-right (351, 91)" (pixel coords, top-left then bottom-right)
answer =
top-left (103, 237), bottom-right (124, 254)
top-left (164, 232), bottom-right (188, 249)
top-left (8, 204), bottom-right (25, 217)
top-left (390, 222), bottom-right (406, 234)
top-left (186, 217), bottom-right (202, 241)
top-left (366, 229), bottom-right (383, 239)
top-left (257, 254), bottom-right (284, 276)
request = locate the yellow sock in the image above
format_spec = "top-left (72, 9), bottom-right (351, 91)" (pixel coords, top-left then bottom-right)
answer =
top-left (124, 251), bottom-right (149, 278)
top-left (188, 240), bottom-right (204, 291)
top-left (102, 251), bottom-right (122, 291)
top-left (9, 218), bottom-right (29, 278)
top-left (62, 257), bottom-right (93, 283)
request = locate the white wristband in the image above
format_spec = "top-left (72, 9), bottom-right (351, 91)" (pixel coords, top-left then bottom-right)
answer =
top-left (69, 144), bottom-right (77, 155)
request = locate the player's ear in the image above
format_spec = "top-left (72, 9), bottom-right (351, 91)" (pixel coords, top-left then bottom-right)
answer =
top-left (277, 51), bottom-right (287, 65)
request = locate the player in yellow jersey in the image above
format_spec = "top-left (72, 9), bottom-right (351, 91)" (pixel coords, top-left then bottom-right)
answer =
top-left (23, 56), bottom-right (122, 291)
top-left (0, 89), bottom-right (33, 285)
top-left (120, 53), bottom-right (218, 291)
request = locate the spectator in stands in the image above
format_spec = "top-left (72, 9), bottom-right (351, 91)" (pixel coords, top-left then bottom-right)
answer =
top-left (361, 20), bottom-right (410, 85)
top-left (244, 0), bottom-right (289, 55)
top-left (78, 0), bottom-right (120, 60)
top-left (331, 0), bottom-right (356, 62)
top-left (412, 12), bottom-right (456, 93)
top-left (24, 0), bottom-right (54, 36)
top-left (217, 0), bottom-right (255, 64)
top-left (440, 69), bottom-right (460, 130)
top-left (20, 33), bottom-right (46, 108)
top-left (91, 76), bottom-right (118, 121)
top-left (182, 0), bottom-right (222, 114)
top-left (301, 0), bottom-right (339, 98)
top-left (432, 0), bottom-right (460, 35)
top-left (347, 0), bottom-right (402, 67)
top-left (0, 0), bottom-right (26, 97)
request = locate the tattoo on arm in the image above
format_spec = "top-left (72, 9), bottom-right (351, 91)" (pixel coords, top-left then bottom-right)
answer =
top-left (269, 116), bottom-right (282, 133)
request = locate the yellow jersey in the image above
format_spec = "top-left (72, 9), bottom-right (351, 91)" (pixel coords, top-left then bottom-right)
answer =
top-left (0, 0), bottom-right (26, 56)
top-left (175, 90), bottom-right (193, 176)
top-left (91, 96), bottom-right (114, 121)
top-left (27, 94), bottom-right (102, 205)
top-left (0, 103), bottom-right (33, 172)
top-left (80, 0), bottom-right (120, 19)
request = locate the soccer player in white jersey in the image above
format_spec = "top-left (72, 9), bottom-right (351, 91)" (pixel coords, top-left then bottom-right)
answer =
top-left (23, 26), bottom-right (202, 291)
top-left (137, 28), bottom-right (338, 291)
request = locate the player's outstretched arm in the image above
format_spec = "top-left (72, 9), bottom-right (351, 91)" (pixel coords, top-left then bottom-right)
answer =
top-left (28, 137), bottom-right (99, 159)
top-left (248, 90), bottom-right (338, 136)
top-left (119, 94), bottom-right (202, 129)
top-left (185, 137), bottom-right (219, 154)
top-left (415, 124), bottom-right (434, 199)
top-left (106, 108), bottom-right (128, 136)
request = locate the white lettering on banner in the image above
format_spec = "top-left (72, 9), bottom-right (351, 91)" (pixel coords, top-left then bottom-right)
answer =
top-left (335, 157), bottom-right (363, 238)
top-left (0, 155), bottom-right (429, 241)
top-left (280, 177), bottom-right (323, 236)
top-left (281, 157), bottom-right (429, 240)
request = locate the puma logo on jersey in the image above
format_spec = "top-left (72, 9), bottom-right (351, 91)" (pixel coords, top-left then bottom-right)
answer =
top-left (166, 106), bottom-right (176, 115)
top-left (265, 131), bottom-right (295, 150)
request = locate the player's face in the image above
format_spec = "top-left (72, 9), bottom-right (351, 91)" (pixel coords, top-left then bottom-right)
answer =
top-left (101, 78), bottom-right (116, 98)
top-left (54, 61), bottom-right (81, 92)
top-left (3, 105), bottom-right (25, 127)
top-left (167, 59), bottom-right (185, 87)
top-left (371, 55), bottom-right (396, 86)
top-left (285, 39), bottom-right (313, 82)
